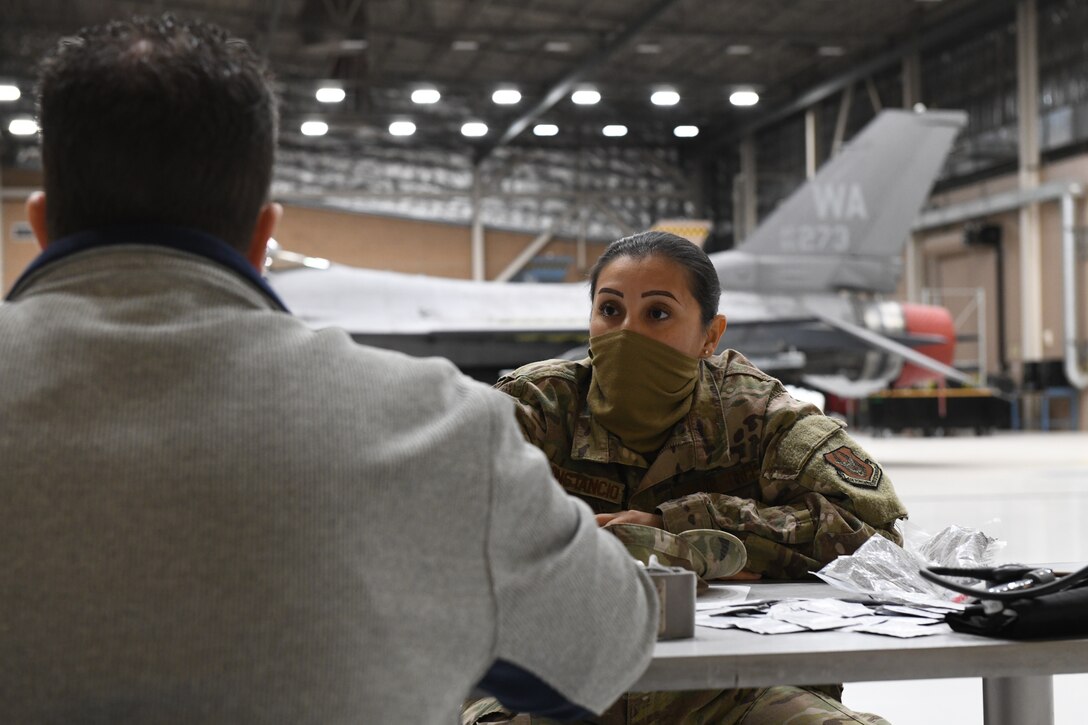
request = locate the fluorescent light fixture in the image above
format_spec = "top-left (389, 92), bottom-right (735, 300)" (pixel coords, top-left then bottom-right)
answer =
top-left (602, 124), bottom-right (627, 137)
top-left (411, 88), bottom-right (441, 104)
top-left (0, 84), bottom-right (20, 101)
top-left (533, 123), bottom-right (558, 136)
top-left (492, 88), bottom-right (522, 105)
top-left (673, 125), bottom-right (699, 138)
top-left (545, 40), bottom-right (571, 52)
top-left (451, 39), bottom-right (479, 51)
top-left (338, 39), bottom-right (368, 52)
top-left (651, 90), bottom-right (680, 106)
top-left (818, 46), bottom-right (845, 57)
top-left (461, 121), bottom-right (488, 137)
top-left (729, 90), bottom-right (759, 106)
top-left (571, 88), bottom-right (601, 105)
top-left (725, 45), bottom-right (752, 55)
top-left (300, 121), bottom-right (328, 136)
top-left (315, 87), bottom-right (346, 103)
top-left (636, 43), bottom-right (661, 54)
top-left (8, 118), bottom-right (38, 136)
top-left (389, 121), bottom-right (416, 136)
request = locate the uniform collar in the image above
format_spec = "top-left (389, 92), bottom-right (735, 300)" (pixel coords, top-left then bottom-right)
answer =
top-left (571, 357), bottom-right (734, 473)
top-left (6, 224), bottom-right (289, 311)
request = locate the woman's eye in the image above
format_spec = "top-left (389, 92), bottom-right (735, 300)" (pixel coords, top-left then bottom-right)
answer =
top-left (649, 307), bottom-right (671, 321)
top-left (598, 301), bottom-right (619, 316)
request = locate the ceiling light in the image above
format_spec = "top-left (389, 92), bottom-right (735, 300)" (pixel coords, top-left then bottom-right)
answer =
top-left (602, 124), bottom-right (627, 137)
top-left (651, 90), bottom-right (680, 106)
top-left (389, 121), bottom-right (416, 136)
top-left (451, 40), bottom-right (479, 51)
top-left (411, 88), bottom-right (441, 104)
top-left (571, 88), bottom-right (601, 105)
top-left (8, 118), bottom-right (38, 136)
top-left (725, 45), bottom-right (752, 56)
top-left (315, 87), bottom-right (346, 103)
top-left (300, 121), bottom-right (328, 136)
top-left (0, 84), bottom-right (20, 101)
top-left (673, 125), bottom-right (699, 138)
top-left (818, 46), bottom-right (845, 57)
top-left (729, 90), bottom-right (759, 106)
top-left (533, 123), bottom-right (558, 137)
top-left (338, 39), bottom-right (368, 52)
top-left (545, 41), bottom-right (571, 53)
top-left (492, 88), bottom-right (522, 105)
top-left (636, 43), bottom-right (661, 54)
top-left (461, 121), bottom-right (488, 137)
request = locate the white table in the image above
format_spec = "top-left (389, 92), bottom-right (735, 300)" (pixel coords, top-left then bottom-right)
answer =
top-left (633, 580), bottom-right (1088, 725)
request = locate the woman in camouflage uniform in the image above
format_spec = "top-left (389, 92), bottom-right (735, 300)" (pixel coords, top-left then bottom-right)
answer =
top-left (465, 231), bottom-right (903, 725)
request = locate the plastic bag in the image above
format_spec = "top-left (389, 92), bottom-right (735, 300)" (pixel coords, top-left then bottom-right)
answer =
top-left (814, 522), bottom-right (1003, 605)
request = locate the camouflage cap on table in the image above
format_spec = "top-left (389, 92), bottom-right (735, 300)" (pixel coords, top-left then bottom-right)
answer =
top-left (677, 529), bottom-right (747, 580)
top-left (606, 524), bottom-right (747, 582)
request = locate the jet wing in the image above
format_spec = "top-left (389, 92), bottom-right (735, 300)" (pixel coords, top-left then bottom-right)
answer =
top-left (807, 308), bottom-right (972, 384)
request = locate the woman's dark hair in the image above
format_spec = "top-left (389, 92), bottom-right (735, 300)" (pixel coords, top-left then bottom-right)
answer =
top-left (588, 231), bottom-right (721, 325)
top-left (36, 15), bottom-right (277, 251)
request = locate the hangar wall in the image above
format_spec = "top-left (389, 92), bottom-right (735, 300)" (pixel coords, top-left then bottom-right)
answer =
top-left (1, 170), bottom-right (609, 292)
top-left (911, 154), bottom-right (1088, 381)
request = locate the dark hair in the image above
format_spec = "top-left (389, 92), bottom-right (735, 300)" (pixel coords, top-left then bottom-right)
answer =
top-left (36, 15), bottom-right (278, 252)
top-left (588, 230), bottom-right (721, 325)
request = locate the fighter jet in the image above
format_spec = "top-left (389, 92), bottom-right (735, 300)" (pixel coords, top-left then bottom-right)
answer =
top-left (268, 108), bottom-right (969, 397)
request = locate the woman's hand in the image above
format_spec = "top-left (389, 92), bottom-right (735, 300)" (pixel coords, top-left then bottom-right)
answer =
top-left (595, 510), bottom-right (664, 529)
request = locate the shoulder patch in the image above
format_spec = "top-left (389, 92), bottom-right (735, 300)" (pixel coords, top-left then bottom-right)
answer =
top-left (823, 446), bottom-right (882, 488)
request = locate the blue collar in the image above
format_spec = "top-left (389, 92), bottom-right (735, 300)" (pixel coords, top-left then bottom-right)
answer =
top-left (6, 224), bottom-right (289, 311)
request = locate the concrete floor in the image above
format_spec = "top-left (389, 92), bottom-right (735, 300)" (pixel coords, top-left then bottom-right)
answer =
top-left (835, 431), bottom-right (1088, 724)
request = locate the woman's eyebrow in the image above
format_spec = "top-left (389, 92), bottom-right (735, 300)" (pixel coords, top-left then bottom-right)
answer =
top-left (642, 290), bottom-right (678, 300)
top-left (597, 287), bottom-right (624, 297)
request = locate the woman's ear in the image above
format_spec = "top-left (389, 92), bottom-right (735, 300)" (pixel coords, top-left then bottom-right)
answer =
top-left (703, 314), bottom-right (727, 356)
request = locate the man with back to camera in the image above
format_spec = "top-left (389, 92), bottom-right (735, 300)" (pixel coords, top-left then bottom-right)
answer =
top-left (0, 15), bottom-right (658, 722)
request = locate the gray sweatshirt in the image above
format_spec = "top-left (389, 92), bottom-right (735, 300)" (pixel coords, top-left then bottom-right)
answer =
top-left (0, 237), bottom-right (658, 724)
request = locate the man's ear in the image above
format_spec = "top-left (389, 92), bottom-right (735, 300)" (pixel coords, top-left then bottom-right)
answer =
top-left (26, 191), bottom-right (49, 251)
top-left (245, 202), bottom-right (283, 272)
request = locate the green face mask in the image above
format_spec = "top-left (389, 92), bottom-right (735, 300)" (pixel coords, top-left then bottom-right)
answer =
top-left (587, 329), bottom-right (700, 454)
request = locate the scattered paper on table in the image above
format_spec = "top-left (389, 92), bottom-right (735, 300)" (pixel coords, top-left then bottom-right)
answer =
top-left (694, 595), bottom-right (955, 637)
top-left (878, 604), bottom-right (947, 620)
top-left (845, 619), bottom-right (953, 638)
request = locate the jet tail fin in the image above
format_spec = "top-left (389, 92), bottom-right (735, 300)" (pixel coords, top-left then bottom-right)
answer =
top-left (712, 109), bottom-right (967, 294)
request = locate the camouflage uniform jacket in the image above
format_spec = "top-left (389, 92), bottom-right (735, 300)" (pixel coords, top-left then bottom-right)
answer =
top-left (495, 351), bottom-right (907, 579)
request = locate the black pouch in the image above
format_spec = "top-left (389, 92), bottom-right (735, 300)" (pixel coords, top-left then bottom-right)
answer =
top-left (945, 584), bottom-right (1088, 639)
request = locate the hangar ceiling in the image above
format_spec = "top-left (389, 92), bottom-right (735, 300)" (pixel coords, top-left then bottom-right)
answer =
top-left (2, 0), bottom-right (1006, 154)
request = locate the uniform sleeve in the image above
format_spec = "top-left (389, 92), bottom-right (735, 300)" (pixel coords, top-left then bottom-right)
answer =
top-left (659, 392), bottom-right (906, 580)
top-left (493, 374), bottom-right (548, 441)
top-left (479, 392), bottom-right (659, 715)
top-left (493, 374), bottom-right (573, 467)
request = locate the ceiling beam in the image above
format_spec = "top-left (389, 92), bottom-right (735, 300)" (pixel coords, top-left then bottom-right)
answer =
top-left (473, 0), bottom-right (683, 165)
top-left (700, 0), bottom-right (1019, 154)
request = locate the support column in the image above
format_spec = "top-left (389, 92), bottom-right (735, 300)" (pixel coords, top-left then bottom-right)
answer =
top-left (804, 108), bottom-right (819, 179)
top-left (739, 135), bottom-right (757, 242)
top-left (901, 49), bottom-right (922, 109)
top-left (1017, 0), bottom-right (1043, 363)
top-left (831, 83), bottom-right (854, 157)
top-left (0, 162), bottom-right (5, 294)
top-left (905, 233), bottom-right (921, 303)
top-left (471, 167), bottom-right (485, 281)
top-left (903, 44), bottom-right (923, 307)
